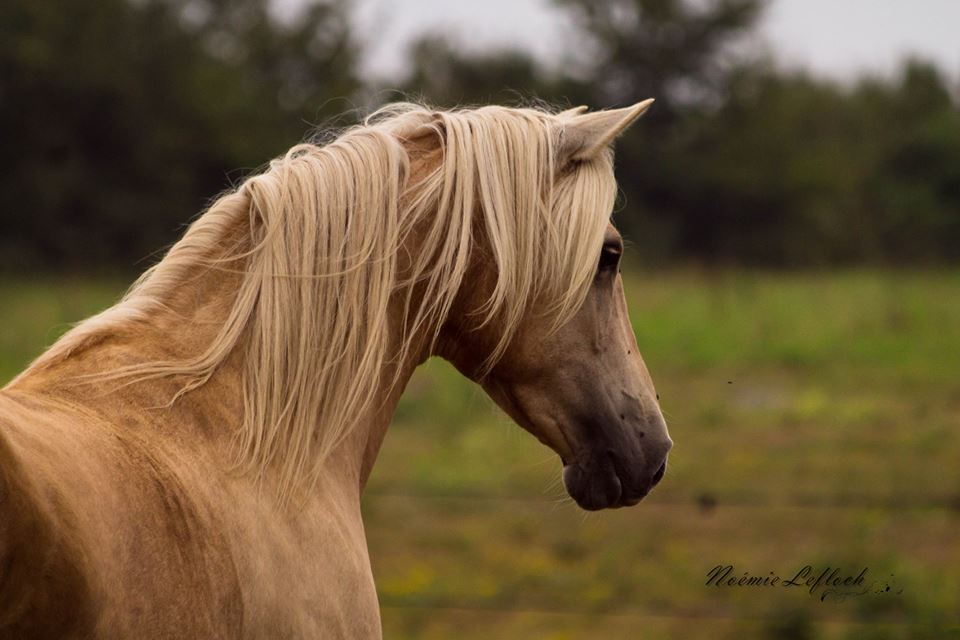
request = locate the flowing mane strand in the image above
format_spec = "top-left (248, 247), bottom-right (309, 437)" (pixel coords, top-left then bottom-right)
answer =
top-left (24, 103), bottom-right (618, 499)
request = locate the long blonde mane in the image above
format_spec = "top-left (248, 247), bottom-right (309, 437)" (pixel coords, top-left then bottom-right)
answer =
top-left (22, 103), bottom-right (617, 499)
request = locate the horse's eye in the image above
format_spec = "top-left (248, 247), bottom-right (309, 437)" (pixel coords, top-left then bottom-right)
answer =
top-left (598, 243), bottom-right (622, 272)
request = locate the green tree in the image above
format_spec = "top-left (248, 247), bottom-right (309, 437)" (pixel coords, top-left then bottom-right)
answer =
top-left (0, 0), bottom-right (358, 269)
top-left (556, 0), bottom-right (765, 107)
top-left (398, 36), bottom-right (551, 107)
top-left (554, 0), bottom-right (769, 261)
top-left (864, 61), bottom-right (960, 262)
top-left (660, 60), bottom-right (960, 264)
top-left (398, 0), bottom-right (769, 262)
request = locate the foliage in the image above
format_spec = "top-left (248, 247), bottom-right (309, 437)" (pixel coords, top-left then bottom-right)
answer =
top-left (0, 0), bottom-right (357, 268)
top-left (1, 0), bottom-right (959, 267)
top-left (396, 1), bottom-right (960, 266)
top-left (651, 60), bottom-right (960, 264)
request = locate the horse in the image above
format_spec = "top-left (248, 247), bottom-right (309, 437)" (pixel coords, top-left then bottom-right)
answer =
top-left (0, 101), bottom-right (671, 638)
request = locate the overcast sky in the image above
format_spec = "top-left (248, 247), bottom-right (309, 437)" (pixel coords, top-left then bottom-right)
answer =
top-left (338, 0), bottom-right (960, 82)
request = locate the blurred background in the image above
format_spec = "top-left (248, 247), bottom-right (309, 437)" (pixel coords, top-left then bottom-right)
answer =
top-left (1, 0), bottom-right (958, 638)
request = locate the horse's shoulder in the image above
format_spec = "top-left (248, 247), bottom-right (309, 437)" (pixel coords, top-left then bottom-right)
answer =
top-left (0, 391), bottom-right (99, 639)
top-left (0, 387), bottom-right (245, 637)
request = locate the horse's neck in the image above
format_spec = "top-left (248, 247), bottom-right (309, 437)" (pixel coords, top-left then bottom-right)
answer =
top-left (11, 256), bottom-right (424, 492)
top-left (11, 264), bottom-right (246, 436)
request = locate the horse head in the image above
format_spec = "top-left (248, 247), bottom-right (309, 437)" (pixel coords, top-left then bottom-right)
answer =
top-left (435, 102), bottom-right (672, 510)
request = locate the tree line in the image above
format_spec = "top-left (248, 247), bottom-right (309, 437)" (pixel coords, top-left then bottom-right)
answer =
top-left (2, 0), bottom-right (958, 269)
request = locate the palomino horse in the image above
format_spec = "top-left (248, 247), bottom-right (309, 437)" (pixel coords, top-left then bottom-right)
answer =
top-left (0, 102), bottom-right (671, 638)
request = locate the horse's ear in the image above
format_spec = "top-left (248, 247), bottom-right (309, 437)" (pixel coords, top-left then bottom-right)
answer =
top-left (558, 105), bottom-right (589, 118)
top-left (559, 99), bottom-right (655, 162)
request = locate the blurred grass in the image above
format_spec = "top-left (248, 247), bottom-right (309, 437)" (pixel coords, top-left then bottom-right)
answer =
top-left (1, 270), bottom-right (958, 639)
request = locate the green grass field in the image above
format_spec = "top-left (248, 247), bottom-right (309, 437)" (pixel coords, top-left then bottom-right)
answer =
top-left (1, 270), bottom-right (958, 639)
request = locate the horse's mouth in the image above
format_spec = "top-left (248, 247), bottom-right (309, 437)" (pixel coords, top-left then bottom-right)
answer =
top-left (562, 454), bottom-right (667, 510)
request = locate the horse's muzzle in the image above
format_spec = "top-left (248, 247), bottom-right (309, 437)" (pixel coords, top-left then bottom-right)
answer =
top-left (561, 440), bottom-right (671, 510)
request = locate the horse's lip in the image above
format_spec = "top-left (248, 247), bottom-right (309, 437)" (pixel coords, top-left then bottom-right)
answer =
top-left (562, 451), bottom-right (661, 509)
top-left (562, 460), bottom-right (647, 510)
top-left (607, 450), bottom-right (654, 504)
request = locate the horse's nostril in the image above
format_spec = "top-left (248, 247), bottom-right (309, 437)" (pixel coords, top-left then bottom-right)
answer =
top-left (651, 462), bottom-right (666, 487)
